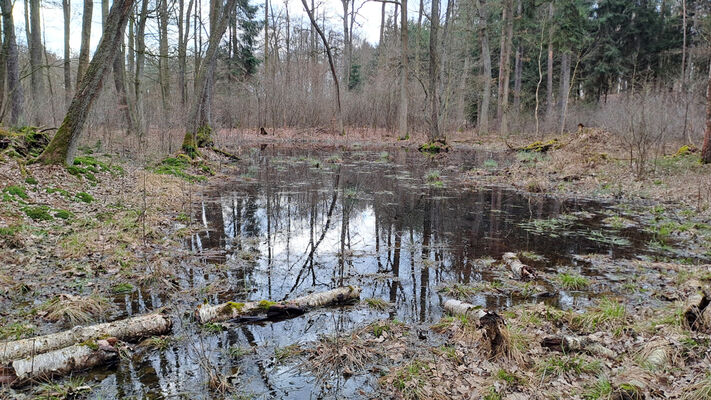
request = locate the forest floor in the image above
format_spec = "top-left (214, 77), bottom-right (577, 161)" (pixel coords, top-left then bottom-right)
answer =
top-left (1, 127), bottom-right (710, 399)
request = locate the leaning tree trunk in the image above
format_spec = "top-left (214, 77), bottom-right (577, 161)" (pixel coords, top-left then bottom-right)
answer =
top-left (37, 0), bottom-right (136, 165)
top-left (702, 61), bottom-right (711, 164)
top-left (76, 0), bottom-right (93, 88)
top-left (182, 0), bottom-right (237, 155)
top-left (1, 0), bottom-right (23, 125)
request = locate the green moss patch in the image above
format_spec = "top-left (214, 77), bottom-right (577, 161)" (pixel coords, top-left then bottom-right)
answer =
top-left (3, 185), bottom-right (28, 200)
top-left (153, 156), bottom-right (206, 183)
top-left (22, 205), bottom-right (53, 221)
top-left (75, 192), bottom-right (94, 203)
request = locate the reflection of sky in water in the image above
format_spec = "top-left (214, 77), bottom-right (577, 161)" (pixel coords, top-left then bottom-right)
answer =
top-left (90, 147), bottom-right (661, 399)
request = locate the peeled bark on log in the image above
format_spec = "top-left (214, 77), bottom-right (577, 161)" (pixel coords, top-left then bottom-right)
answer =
top-left (0, 312), bottom-right (171, 363)
top-left (443, 299), bottom-right (509, 358)
top-left (683, 288), bottom-right (710, 331)
top-left (541, 335), bottom-right (616, 359)
top-left (1, 339), bottom-right (117, 387)
top-left (502, 252), bottom-right (536, 281)
top-left (197, 286), bottom-right (362, 324)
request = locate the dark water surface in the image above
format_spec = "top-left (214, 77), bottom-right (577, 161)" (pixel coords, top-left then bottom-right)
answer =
top-left (90, 145), bottom-right (664, 399)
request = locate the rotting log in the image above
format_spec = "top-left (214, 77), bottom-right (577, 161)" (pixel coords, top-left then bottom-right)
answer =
top-left (502, 252), bottom-right (536, 281)
top-left (683, 287), bottom-right (710, 331)
top-left (0, 312), bottom-right (171, 363)
top-left (541, 335), bottom-right (616, 359)
top-left (0, 339), bottom-right (117, 387)
top-left (196, 286), bottom-right (362, 324)
top-left (443, 299), bottom-right (509, 358)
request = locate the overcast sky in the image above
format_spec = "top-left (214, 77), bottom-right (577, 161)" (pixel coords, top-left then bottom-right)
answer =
top-left (10, 0), bottom-right (419, 57)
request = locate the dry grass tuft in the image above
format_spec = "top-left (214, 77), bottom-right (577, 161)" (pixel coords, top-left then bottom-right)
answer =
top-left (41, 293), bottom-right (110, 326)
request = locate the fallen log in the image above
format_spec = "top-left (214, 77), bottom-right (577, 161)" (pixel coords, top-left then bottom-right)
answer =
top-left (1, 339), bottom-right (118, 387)
top-left (502, 252), bottom-right (536, 281)
top-left (683, 287), bottom-right (710, 331)
top-left (443, 299), bottom-right (511, 359)
top-left (541, 335), bottom-right (616, 359)
top-left (0, 311), bottom-right (171, 363)
top-left (197, 286), bottom-right (362, 324)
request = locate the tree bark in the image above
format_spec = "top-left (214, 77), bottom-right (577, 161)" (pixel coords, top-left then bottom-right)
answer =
top-left (496, 0), bottom-right (513, 135)
top-left (512, 0), bottom-right (522, 112)
top-left (2, 341), bottom-right (118, 387)
top-left (702, 61), bottom-right (711, 164)
top-left (197, 286), bottom-right (361, 323)
top-left (545, 2), bottom-right (554, 121)
top-left (1, 0), bottom-right (23, 125)
top-left (134, 0), bottom-right (149, 136)
top-left (63, 0), bottom-right (71, 106)
top-left (76, 0), bottom-right (93, 87)
top-left (29, 0), bottom-right (44, 103)
top-left (158, 0), bottom-right (171, 111)
top-left (476, 0), bottom-right (490, 135)
top-left (177, 0), bottom-right (194, 106)
top-left (428, 0), bottom-right (440, 141)
top-left (541, 335), bottom-right (616, 359)
top-left (398, 0), bottom-right (408, 139)
top-left (37, 0), bottom-right (136, 165)
top-left (559, 51), bottom-right (571, 134)
top-left (0, 312), bottom-right (171, 363)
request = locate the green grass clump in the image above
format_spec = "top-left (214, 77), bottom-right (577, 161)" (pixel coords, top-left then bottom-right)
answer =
top-left (112, 282), bottom-right (135, 294)
top-left (46, 187), bottom-right (71, 197)
top-left (582, 377), bottom-right (613, 400)
top-left (364, 297), bottom-right (390, 310)
top-left (425, 170), bottom-right (441, 182)
top-left (0, 322), bottom-right (35, 340)
top-left (572, 298), bottom-right (626, 333)
top-left (53, 209), bottom-right (73, 219)
top-left (3, 185), bottom-right (28, 199)
top-left (484, 159), bottom-right (498, 169)
top-left (557, 273), bottom-right (590, 290)
top-left (75, 192), bottom-right (94, 203)
top-left (24, 177), bottom-right (38, 185)
top-left (392, 360), bottom-right (428, 398)
top-left (22, 205), bottom-right (53, 221)
top-left (439, 283), bottom-right (480, 300)
top-left (0, 224), bottom-right (22, 236)
top-left (536, 354), bottom-right (601, 378)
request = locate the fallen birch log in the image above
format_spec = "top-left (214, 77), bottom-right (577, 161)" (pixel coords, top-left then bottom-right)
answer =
top-left (0, 311), bottom-right (171, 363)
top-left (502, 252), bottom-right (536, 281)
top-left (443, 299), bottom-right (510, 358)
top-left (0, 339), bottom-right (118, 387)
top-left (683, 287), bottom-right (710, 331)
top-left (541, 335), bottom-right (616, 359)
top-left (197, 286), bottom-right (362, 324)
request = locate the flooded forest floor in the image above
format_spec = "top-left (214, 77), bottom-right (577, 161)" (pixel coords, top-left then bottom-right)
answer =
top-left (1, 128), bottom-right (711, 399)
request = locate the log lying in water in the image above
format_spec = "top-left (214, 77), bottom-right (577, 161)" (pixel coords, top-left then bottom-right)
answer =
top-left (1, 339), bottom-right (118, 387)
top-left (443, 299), bottom-right (510, 358)
top-left (0, 311), bottom-right (172, 363)
top-left (196, 286), bottom-right (362, 324)
top-left (502, 252), bottom-right (536, 281)
top-left (541, 335), bottom-right (616, 359)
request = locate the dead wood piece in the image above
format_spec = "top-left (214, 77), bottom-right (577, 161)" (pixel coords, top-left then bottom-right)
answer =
top-left (196, 286), bottom-right (362, 323)
top-left (443, 299), bottom-right (509, 358)
top-left (541, 335), bottom-right (616, 359)
top-left (502, 252), bottom-right (537, 281)
top-left (0, 312), bottom-right (172, 363)
top-left (210, 146), bottom-right (240, 161)
top-left (683, 288), bottom-right (711, 331)
top-left (2, 339), bottom-right (118, 387)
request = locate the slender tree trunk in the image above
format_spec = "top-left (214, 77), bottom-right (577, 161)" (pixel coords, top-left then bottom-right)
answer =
top-left (476, 0), bottom-right (490, 135)
top-left (300, 0), bottom-right (344, 136)
top-left (398, 0), bottom-right (408, 139)
top-left (701, 61), bottom-right (711, 164)
top-left (512, 0), bottom-right (522, 113)
top-left (37, 0), bottom-right (137, 165)
top-left (341, 0), bottom-right (350, 88)
top-left (1, 0), bottom-right (23, 125)
top-left (428, 0), bottom-right (440, 141)
top-left (379, 2), bottom-right (385, 45)
top-left (134, 0), bottom-right (149, 136)
top-left (558, 51), bottom-right (571, 133)
top-left (77, 0), bottom-right (93, 87)
top-left (63, 0), bottom-right (71, 106)
top-left (29, 0), bottom-right (44, 104)
top-left (496, 0), bottom-right (513, 135)
top-left (159, 0), bottom-right (171, 112)
top-left (545, 2), bottom-right (554, 122)
top-left (681, 0), bottom-right (687, 86)
top-left (178, 0), bottom-right (193, 106)
top-left (113, 36), bottom-right (134, 134)
top-left (0, 18), bottom-right (4, 115)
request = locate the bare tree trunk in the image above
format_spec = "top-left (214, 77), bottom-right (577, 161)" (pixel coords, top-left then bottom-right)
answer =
top-left (300, 0), bottom-right (345, 136)
top-left (113, 36), bottom-right (134, 134)
top-left (341, 0), bottom-right (351, 88)
top-left (398, 0), bottom-right (408, 139)
top-left (0, 17), bottom-right (4, 115)
top-left (476, 0), bottom-right (490, 135)
top-left (77, 0), bottom-right (93, 87)
top-left (134, 0), bottom-right (149, 136)
top-left (512, 0), bottom-right (522, 113)
top-left (559, 51), bottom-right (571, 133)
top-left (158, 0), bottom-right (171, 112)
top-left (37, 0), bottom-right (136, 165)
top-left (1, 0), bottom-right (23, 125)
top-left (63, 0), bottom-right (71, 106)
top-left (428, 0), bottom-right (440, 141)
top-left (702, 61), bottom-right (711, 164)
top-left (496, 0), bottom-right (513, 135)
top-left (379, 1), bottom-right (385, 45)
top-left (29, 0), bottom-right (44, 104)
top-left (178, 0), bottom-right (193, 106)
top-left (545, 2), bottom-right (554, 122)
